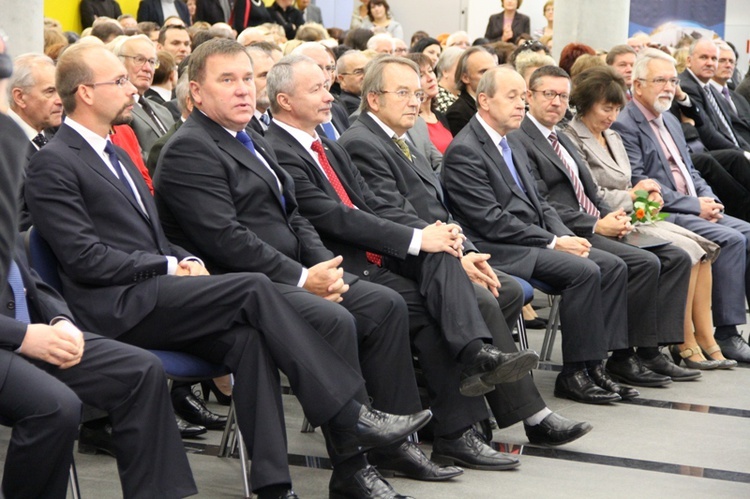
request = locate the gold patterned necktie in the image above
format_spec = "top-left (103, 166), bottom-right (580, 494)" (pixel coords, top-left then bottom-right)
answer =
top-left (392, 136), bottom-right (412, 161)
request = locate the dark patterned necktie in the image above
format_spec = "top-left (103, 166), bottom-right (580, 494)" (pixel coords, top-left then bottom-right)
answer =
top-left (548, 132), bottom-right (600, 217)
top-left (7, 262), bottom-right (30, 324)
top-left (32, 132), bottom-right (48, 149)
top-left (392, 136), bottom-right (412, 161)
top-left (703, 84), bottom-right (739, 148)
top-left (139, 95), bottom-right (168, 135)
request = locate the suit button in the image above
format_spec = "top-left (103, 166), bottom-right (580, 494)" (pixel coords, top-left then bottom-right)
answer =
top-left (363, 270), bottom-right (370, 276)
top-left (7, 301), bottom-right (14, 310)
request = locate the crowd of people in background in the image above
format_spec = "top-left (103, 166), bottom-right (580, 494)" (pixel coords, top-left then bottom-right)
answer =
top-left (2, 0), bottom-right (750, 497)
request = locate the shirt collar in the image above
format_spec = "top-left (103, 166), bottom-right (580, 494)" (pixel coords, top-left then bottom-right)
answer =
top-left (64, 116), bottom-right (111, 154)
top-left (475, 114), bottom-right (505, 146)
top-left (708, 79), bottom-right (726, 92)
top-left (633, 97), bottom-right (659, 123)
top-left (149, 86), bottom-right (172, 102)
top-left (273, 119), bottom-right (320, 150)
top-left (367, 111), bottom-right (406, 140)
top-left (686, 68), bottom-right (708, 87)
top-left (7, 108), bottom-right (39, 142)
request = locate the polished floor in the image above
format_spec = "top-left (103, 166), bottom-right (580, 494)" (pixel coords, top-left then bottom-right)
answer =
top-left (2, 310), bottom-right (750, 498)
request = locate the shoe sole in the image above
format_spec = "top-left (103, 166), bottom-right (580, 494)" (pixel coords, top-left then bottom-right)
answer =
top-left (527, 424), bottom-right (593, 447)
top-left (459, 351), bottom-right (540, 397)
top-left (605, 370), bottom-right (673, 388)
top-left (430, 453), bottom-right (520, 471)
top-left (376, 467), bottom-right (464, 481)
top-left (332, 412), bottom-right (433, 455)
top-left (553, 389), bottom-right (621, 405)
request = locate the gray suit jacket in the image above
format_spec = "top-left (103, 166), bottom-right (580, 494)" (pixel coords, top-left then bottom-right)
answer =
top-left (406, 116), bottom-right (443, 172)
top-left (130, 98), bottom-right (175, 162)
top-left (303, 4), bottom-right (322, 24)
top-left (563, 118), bottom-right (635, 213)
top-left (612, 100), bottom-right (716, 216)
top-left (442, 116), bottom-right (573, 279)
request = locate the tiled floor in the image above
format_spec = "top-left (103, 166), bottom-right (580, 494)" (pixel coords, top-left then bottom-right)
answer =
top-left (2, 318), bottom-right (750, 498)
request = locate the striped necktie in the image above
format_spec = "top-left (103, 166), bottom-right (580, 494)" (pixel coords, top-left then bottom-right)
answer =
top-left (548, 132), bottom-right (600, 217)
top-left (703, 84), bottom-right (739, 148)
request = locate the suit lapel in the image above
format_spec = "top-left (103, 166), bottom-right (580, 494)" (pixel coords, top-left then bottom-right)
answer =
top-left (522, 118), bottom-right (573, 186)
top-left (132, 103), bottom-right (162, 135)
top-left (630, 105), bottom-right (679, 191)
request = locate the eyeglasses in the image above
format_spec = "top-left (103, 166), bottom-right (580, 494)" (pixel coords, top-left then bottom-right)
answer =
top-left (120, 54), bottom-right (160, 69)
top-left (339, 68), bottom-right (365, 76)
top-left (378, 89), bottom-right (427, 103)
top-left (81, 76), bottom-right (131, 89)
top-left (530, 89), bottom-right (569, 102)
top-left (320, 65), bottom-right (336, 73)
top-left (638, 77), bottom-right (679, 87)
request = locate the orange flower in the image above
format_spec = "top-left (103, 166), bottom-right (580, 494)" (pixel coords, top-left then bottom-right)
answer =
top-left (635, 208), bottom-right (646, 219)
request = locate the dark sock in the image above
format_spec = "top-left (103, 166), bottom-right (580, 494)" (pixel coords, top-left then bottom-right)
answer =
top-left (256, 484), bottom-right (292, 499)
top-left (441, 426), bottom-right (471, 440)
top-left (585, 359), bottom-right (603, 370)
top-left (715, 325), bottom-right (739, 341)
top-left (609, 348), bottom-right (633, 361)
top-left (636, 347), bottom-right (660, 360)
top-left (458, 339), bottom-right (485, 364)
top-left (330, 399), bottom-right (362, 428)
top-left (561, 362), bottom-right (586, 375)
top-left (334, 454), bottom-right (368, 477)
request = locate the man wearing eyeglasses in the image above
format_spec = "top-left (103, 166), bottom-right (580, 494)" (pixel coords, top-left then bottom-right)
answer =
top-left (113, 35), bottom-right (175, 161)
top-left (613, 48), bottom-right (750, 364)
top-left (513, 65), bottom-right (696, 391)
top-left (335, 50), bottom-right (369, 116)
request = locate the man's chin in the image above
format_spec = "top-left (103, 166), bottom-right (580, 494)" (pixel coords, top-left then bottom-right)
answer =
top-left (112, 112), bottom-right (133, 126)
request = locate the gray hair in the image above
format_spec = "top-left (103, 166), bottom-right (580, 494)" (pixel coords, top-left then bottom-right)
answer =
top-left (632, 48), bottom-right (676, 83)
top-left (688, 38), bottom-right (718, 57)
top-left (336, 50), bottom-right (361, 74)
top-left (359, 56), bottom-right (419, 112)
top-left (446, 31), bottom-right (469, 47)
top-left (366, 33), bottom-right (395, 52)
top-left (110, 34), bottom-right (152, 57)
top-left (267, 54), bottom-right (316, 114)
top-left (514, 51), bottom-right (556, 78)
top-left (175, 71), bottom-right (191, 115)
top-left (454, 46), bottom-right (492, 93)
top-left (435, 46), bottom-right (464, 79)
top-left (477, 66), bottom-right (517, 98)
top-left (8, 53), bottom-right (55, 104)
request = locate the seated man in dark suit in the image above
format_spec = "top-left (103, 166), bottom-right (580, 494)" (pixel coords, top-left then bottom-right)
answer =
top-left (335, 50), bottom-right (368, 116)
top-left (137, 0), bottom-right (192, 26)
top-left (445, 46), bottom-right (496, 136)
top-left (25, 41), bottom-right (430, 499)
top-left (612, 48), bottom-right (750, 364)
top-left (245, 43), bottom-right (280, 135)
top-left (80, 0), bottom-right (123, 28)
top-left (147, 71), bottom-right (190, 175)
top-left (512, 65), bottom-right (696, 385)
top-left (153, 39), bottom-right (471, 498)
top-left (442, 67), bottom-right (631, 404)
top-left (266, 54), bottom-right (591, 462)
top-left (711, 43), bottom-right (750, 146)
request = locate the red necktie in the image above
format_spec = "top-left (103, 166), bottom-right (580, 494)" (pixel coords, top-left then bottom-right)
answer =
top-left (310, 140), bottom-right (381, 266)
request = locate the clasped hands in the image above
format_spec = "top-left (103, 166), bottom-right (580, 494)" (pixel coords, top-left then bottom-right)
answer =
top-left (19, 320), bottom-right (85, 369)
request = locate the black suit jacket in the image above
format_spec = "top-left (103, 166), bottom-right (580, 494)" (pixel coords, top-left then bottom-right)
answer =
top-left (441, 116), bottom-right (573, 279)
top-left (146, 119), bottom-right (181, 175)
top-left (154, 110), bottom-right (333, 284)
top-left (337, 91), bottom-right (361, 117)
top-left (0, 115), bottom-right (25, 259)
top-left (137, 0), bottom-right (191, 25)
top-left (25, 123), bottom-right (192, 336)
top-left (265, 122), bottom-right (427, 276)
top-left (195, 0), bottom-right (227, 23)
top-left (677, 70), bottom-right (750, 152)
top-left (445, 91), bottom-right (476, 137)
top-left (513, 117), bottom-right (611, 237)
top-left (728, 88), bottom-right (750, 146)
top-left (484, 11), bottom-right (530, 42)
top-left (80, 0), bottom-right (122, 28)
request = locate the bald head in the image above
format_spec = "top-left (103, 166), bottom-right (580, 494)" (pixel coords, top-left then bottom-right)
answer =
top-left (476, 67), bottom-right (526, 136)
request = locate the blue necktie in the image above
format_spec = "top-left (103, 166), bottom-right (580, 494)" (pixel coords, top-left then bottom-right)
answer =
top-left (104, 141), bottom-right (137, 201)
top-left (237, 130), bottom-right (286, 211)
top-left (499, 137), bottom-right (525, 191)
top-left (8, 262), bottom-right (30, 324)
top-left (321, 121), bottom-right (337, 141)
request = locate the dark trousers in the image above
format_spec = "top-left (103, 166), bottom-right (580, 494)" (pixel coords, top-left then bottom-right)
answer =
top-left (0, 334), bottom-right (196, 499)
top-left (691, 150), bottom-right (750, 221)
top-left (590, 234), bottom-right (691, 347)
top-left (117, 272), bottom-right (364, 491)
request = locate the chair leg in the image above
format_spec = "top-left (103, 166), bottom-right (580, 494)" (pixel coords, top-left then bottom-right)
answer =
top-left (301, 416), bottom-right (315, 433)
top-left (515, 315), bottom-right (529, 351)
top-left (540, 296), bottom-right (562, 361)
top-left (236, 425), bottom-right (252, 499)
top-left (69, 458), bottom-right (81, 499)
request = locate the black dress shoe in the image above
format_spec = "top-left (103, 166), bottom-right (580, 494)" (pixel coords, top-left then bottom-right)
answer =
top-left (328, 406), bottom-right (432, 455)
top-left (329, 465), bottom-right (412, 499)
top-left (639, 353), bottom-right (701, 381)
top-left (460, 345), bottom-right (539, 397)
top-left (588, 363), bottom-right (640, 399)
top-left (605, 355), bottom-right (672, 387)
top-left (368, 440), bottom-right (463, 481)
top-left (173, 391), bottom-right (228, 430)
top-left (524, 413), bottom-right (593, 446)
top-left (431, 428), bottom-right (520, 470)
top-left (554, 370), bottom-right (621, 404)
top-left (524, 317), bottom-right (548, 329)
top-left (717, 335), bottom-right (750, 363)
top-left (176, 415), bottom-right (207, 438)
top-left (78, 422), bottom-right (117, 457)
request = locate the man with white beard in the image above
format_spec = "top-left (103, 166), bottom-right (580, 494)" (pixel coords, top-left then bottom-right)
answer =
top-left (613, 48), bottom-right (750, 364)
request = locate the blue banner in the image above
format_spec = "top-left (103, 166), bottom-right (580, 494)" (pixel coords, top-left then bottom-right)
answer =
top-left (629, 0), bottom-right (726, 39)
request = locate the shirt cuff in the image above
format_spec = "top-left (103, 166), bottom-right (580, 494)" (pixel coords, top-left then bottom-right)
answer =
top-left (408, 229), bottom-right (422, 256)
top-left (546, 235), bottom-right (558, 249)
top-left (677, 94), bottom-right (692, 106)
top-left (166, 256), bottom-right (177, 275)
top-left (297, 267), bottom-right (308, 288)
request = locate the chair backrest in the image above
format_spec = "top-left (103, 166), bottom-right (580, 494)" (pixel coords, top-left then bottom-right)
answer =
top-left (25, 226), bottom-right (63, 293)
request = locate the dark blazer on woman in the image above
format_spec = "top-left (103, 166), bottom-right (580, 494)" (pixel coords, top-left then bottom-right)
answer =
top-left (484, 11), bottom-right (530, 43)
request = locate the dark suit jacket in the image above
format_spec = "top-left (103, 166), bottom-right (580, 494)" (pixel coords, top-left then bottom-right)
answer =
top-left (484, 11), bottom-right (530, 43)
top-left (25, 123), bottom-right (192, 336)
top-left (154, 110), bottom-right (333, 284)
top-left (80, 0), bottom-right (122, 28)
top-left (677, 70), bottom-right (750, 151)
top-left (441, 116), bottom-right (573, 279)
top-left (0, 115), bottom-right (25, 266)
top-left (268, 2), bottom-right (305, 39)
top-left (612, 100), bottom-right (716, 216)
top-left (513, 117), bottom-right (611, 237)
top-left (445, 91), bottom-right (476, 137)
top-left (265, 122), bottom-right (427, 276)
top-left (230, 0), bottom-right (273, 30)
top-left (337, 91), bottom-right (361, 117)
top-left (146, 119), bottom-right (181, 175)
top-left (728, 88), bottom-right (750, 146)
top-left (195, 0), bottom-right (227, 23)
top-left (137, 0), bottom-right (191, 25)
